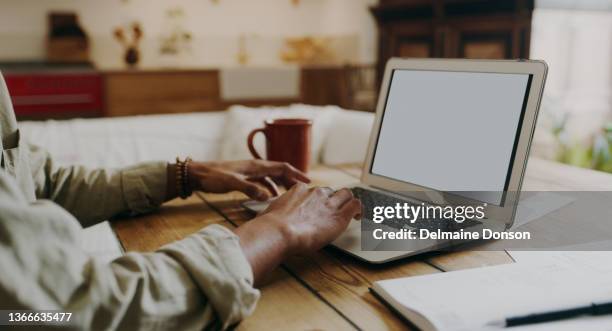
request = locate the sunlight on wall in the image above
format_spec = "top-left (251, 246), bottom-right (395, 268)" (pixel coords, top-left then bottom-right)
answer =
top-left (0, 0), bottom-right (378, 68)
top-left (530, 7), bottom-right (612, 163)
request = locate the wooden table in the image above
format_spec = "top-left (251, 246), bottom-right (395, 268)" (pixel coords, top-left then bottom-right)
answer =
top-left (112, 158), bottom-right (612, 330)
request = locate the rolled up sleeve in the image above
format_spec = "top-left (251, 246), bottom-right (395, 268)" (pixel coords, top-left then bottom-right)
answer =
top-left (28, 143), bottom-right (168, 226)
top-left (160, 225), bottom-right (260, 329)
top-left (0, 172), bottom-right (260, 330)
top-left (121, 162), bottom-right (168, 215)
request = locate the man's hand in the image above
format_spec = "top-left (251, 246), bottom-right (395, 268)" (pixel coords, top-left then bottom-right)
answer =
top-left (167, 160), bottom-right (361, 285)
top-left (167, 160), bottom-right (310, 201)
top-left (234, 183), bottom-right (362, 284)
top-left (260, 184), bottom-right (361, 253)
top-left (189, 160), bottom-right (310, 200)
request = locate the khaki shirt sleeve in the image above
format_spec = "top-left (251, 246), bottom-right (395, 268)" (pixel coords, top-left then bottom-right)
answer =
top-left (28, 144), bottom-right (168, 226)
top-left (0, 172), bottom-right (260, 330)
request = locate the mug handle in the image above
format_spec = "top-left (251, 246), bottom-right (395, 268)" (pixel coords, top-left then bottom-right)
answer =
top-left (247, 127), bottom-right (266, 159)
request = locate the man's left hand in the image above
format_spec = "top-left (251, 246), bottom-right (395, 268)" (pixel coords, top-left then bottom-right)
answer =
top-left (186, 160), bottom-right (311, 201)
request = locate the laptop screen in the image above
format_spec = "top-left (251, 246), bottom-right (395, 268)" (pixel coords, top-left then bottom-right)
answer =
top-left (370, 69), bottom-right (532, 205)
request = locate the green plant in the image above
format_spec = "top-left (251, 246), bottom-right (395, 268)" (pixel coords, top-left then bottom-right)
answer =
top-left (591, 123), bottom-right (612, 173)
top-left (554, 120), bottom-right (612, 173)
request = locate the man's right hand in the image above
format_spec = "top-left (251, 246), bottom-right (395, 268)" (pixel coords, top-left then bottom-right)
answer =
top-left (261, 183), bottom-right (361, 253)
top-left (234, 183), bottom-right (361, 284)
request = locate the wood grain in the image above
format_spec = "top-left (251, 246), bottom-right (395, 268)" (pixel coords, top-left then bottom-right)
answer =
top-left (204, 194), bottom-right (438, 330)
top-left (112, 196), bottom-right (226, 251)
top-left (237, 267), bottom-right (356, 331)
top-left (301, 66), bottom-right (349, 108)
top-left (104, 70), bottom-right (220, 117)
top-left (112, 158), bottom-right (612, 330)
top-left (372, 0), bottom-right (533, 85)
top-left (102, 67), bottom-right (355, 117)
top-left (112, 196), bottom-right (355, 330)
top-left (198, 166), bottom-right (443, 330)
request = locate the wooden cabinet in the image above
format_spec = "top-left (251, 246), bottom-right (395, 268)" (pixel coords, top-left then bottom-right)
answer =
top-left (3, 66), bottom-right (364, 119)
top-left (103, 70), bottom-right (220, 117)
top-left (4, 71), bottom-right (103, 120)
top-left (300, 66), bottom-right (347, 107)
top-left (103, 67), bottom-right (357, 117)
top-left (372, 0), bottom-right (534, 83)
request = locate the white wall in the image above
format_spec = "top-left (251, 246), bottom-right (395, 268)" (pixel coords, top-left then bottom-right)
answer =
top-left (0, 0), bottom-right (378, 68)
top-left (530, 7), bottom-right (612, 158)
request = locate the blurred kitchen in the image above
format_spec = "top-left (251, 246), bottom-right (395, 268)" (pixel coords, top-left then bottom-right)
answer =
top-left (0, 0), bottom-right (611, 173)
top-left (0, 0), bottom-right (379, 118)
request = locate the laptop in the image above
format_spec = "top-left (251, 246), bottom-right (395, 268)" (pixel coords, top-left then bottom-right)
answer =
top-left (244, 58), bottom-right (548, 263)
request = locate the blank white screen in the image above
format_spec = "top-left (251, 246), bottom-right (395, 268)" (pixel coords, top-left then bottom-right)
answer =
top-left (371, 70), bottom-right (530, 205)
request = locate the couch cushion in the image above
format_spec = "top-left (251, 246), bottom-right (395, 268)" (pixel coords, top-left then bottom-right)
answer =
top-left (219, 104), bottom-right (339, 163)
top-left (19, 112), bottom-right (226, 168)
top-left (322, 110), bottom-right (374, 165)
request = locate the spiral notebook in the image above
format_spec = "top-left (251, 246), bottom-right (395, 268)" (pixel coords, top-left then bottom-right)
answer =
top-left (371, 259), bottom-right (612, 330)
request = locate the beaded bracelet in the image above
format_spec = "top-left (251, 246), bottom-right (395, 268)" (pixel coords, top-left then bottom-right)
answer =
top-left (175, 156), bottom-right (193, 199)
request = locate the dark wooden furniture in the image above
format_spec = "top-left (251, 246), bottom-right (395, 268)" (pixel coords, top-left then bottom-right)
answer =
top-left (342, 64), bottom-right (377, 112)
top-left (300, 66), bottom-right (347, 107)
top-left (372, 0), bottom-right (534, 83)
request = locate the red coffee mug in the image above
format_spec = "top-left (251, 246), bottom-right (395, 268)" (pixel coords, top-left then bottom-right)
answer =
top-left (247, 118), bottom-right (312, 173)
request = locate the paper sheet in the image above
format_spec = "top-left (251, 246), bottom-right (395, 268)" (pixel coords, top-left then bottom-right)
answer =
top-left (374, 258), bottom-right (612, 330)
top-left (507, 249), bottom-right (612, 268)
top-left (502, 250), bottom-right (612, 330)
top-left (80, 221), bottom-right (124, 264)
top-left (512, 192), bottom-right (575, 229)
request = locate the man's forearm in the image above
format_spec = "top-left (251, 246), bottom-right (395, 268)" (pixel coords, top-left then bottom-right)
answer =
top-left (233, 214), bottom-right (293, 285)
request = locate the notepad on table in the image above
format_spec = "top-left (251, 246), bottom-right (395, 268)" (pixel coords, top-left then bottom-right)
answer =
top-left (80, 221), bottom-right (124, 264)
top-left (371, 260), bottom-right (612, 331)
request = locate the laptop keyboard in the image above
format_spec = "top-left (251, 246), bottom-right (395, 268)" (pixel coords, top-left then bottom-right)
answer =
top-left (350, 187), bottom-right (481, 232)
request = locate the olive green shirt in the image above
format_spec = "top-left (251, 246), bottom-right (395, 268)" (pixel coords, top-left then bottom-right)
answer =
top-left (0, 73), bottom-right (259, 330)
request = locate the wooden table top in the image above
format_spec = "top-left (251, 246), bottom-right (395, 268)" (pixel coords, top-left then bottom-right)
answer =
top-left (111, 158), bottom-right (612, 330)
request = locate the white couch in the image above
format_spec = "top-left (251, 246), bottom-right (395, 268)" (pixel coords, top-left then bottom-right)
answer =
top-left (19, 104), bottom-right (375, 169)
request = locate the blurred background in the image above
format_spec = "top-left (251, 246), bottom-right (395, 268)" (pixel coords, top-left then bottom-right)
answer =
top-left (0, 0), bottom-right (611, 172)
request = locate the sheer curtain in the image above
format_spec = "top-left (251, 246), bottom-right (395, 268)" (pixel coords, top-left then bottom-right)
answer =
top-left (530, 1), bottom-right (612, 160)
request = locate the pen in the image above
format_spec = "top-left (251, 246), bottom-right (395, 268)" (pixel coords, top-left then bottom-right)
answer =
top-left (486, 301), bottom-right (612, 328)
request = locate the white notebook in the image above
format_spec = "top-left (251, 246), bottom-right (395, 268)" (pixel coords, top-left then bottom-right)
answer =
top-left (372, 259), bottom-right (612, 331)
top-left (80, 221), bottom-right (124, 264)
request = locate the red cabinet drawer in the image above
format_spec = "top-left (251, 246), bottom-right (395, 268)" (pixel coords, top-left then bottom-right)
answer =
top-left (4, 73), bottom-right (103, 119)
